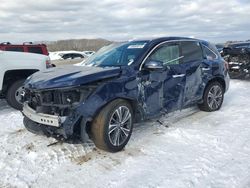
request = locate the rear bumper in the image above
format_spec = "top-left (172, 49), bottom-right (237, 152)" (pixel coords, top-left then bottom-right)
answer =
top-left (225, 72), bottom-right (230, 92)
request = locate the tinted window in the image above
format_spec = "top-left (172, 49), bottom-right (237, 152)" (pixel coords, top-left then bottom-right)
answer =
top-left (149, 44), bottom-right (180, 66)
top-left (181, 41), bottom-right (203, 63)
top-left (203, 45), bottom-right (217, 60)
top-left (5, 47), bottom-right (24, 52)
top-left (27, 47), bottom-right (43, 54)
top-left (73, 54), bottom-right (84, 59)
top-left (62, 54), bottom-right (70, 59)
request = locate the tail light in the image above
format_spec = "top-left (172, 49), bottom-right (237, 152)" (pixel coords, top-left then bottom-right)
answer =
top-left (46, 59), bottom-right (54, 68)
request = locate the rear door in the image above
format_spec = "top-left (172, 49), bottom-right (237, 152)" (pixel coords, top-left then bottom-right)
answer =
top-left (180, 41), bottom-right (204, 106)
top-left (5, 46), bottom-right (24, 52)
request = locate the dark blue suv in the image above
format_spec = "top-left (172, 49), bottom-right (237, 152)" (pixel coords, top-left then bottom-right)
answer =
top-left (22, 37), bottom-right (230, 152)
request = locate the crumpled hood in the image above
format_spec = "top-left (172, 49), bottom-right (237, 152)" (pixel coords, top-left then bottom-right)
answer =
top-left (25, 65), bottom-right (121, 90)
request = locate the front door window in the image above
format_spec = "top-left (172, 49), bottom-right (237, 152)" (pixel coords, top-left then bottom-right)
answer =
top-left (148, 44), bottom-right (181, 66)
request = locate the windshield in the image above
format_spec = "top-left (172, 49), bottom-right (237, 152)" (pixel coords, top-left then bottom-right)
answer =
top-left (83, 41), bottom-right (148, 67)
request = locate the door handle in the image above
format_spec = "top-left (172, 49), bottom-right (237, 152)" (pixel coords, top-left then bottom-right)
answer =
top-left (202, 67), bottom-right (211, 71)
top-left (172, 74), bottom-right (185, 78)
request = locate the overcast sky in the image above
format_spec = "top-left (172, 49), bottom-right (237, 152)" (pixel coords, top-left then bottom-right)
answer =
top-left (0, 0), bottom-right (250, 43)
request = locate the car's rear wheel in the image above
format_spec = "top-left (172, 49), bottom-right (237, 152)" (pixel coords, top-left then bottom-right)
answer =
top-left (6, 79), bottom-right (25, 110)
top-left (198, 81), bottom-right (224, 112)
top-left (90, 99), bottom-right (133, 152)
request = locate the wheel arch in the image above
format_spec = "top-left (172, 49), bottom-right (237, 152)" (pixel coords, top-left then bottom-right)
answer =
top-left (2, 69), bottom-right (39, 95)
top-left (83, 97), bottom-right (139, 137)
top-left (206, 76), bottom-right (226, 93)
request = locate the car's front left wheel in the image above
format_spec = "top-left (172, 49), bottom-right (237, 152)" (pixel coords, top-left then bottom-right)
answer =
top-left (90, 99), bottom-right (134, 152)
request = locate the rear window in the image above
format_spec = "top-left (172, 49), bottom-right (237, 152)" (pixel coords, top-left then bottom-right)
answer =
top-left (181, 41), bottom-right (203, 63)
top-left (27, 47), bottom-right (43, 54)
top-left (5, 47), bottom-right (24, 52)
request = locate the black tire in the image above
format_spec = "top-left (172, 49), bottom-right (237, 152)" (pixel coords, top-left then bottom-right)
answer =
top-left (23, 116), bottom-right (44, 135)
top-left (198, 81), bottom-right (224, 112)
top-left (90, 99), bottom-right (134, 152)
top-left (6, 79), bottom-right (25, 110)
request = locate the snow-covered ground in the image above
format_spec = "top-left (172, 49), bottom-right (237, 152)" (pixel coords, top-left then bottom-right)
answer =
top-left (0, 80), bottom-right (250, 188)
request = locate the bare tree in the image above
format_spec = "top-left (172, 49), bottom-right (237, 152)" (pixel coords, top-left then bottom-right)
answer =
top-left (46, 38), bottom-right (112, 52)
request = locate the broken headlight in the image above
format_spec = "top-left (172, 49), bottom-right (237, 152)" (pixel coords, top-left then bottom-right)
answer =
top-left (39, 86), bottom-right (96, 106)
top-left (61, 90), bottom-right (81, 105)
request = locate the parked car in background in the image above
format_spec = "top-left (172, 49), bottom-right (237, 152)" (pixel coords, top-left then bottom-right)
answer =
top-left (223, 42), bottom-right (250, 56)
top-left (22, 37), bottom-right (230, 152)
top-left (61, 53), bottom-right (85, 60)
top-left (49, 51), bottom-right (88, 66)
top-left (0, 42), bottom-right (49, 56)
top-left (215, 44), bottom-right (224, 54)
top-left (49, 51), bottom-right (87, 61)
top-left (223, 42), bottom-right (250, 79)
top-left (82, 51), bottom-right (95, 57)
top-left (0, 51), bottom-right (52, 110)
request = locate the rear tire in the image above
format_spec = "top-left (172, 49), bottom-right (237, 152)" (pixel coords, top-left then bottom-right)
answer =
top-left (6, 79), bottom-right (25, 110)
top-left (198, 81), bottom-right (224, 112)
top-left (90, 99), bottom-right (133, 152)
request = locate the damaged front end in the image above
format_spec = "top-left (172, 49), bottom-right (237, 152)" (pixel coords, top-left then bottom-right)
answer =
top-left (223, 49), bottom-right (250, 79)
top-left (22, 85), bottom-right (97, 140)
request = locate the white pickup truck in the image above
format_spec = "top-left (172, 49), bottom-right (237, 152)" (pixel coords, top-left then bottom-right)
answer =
top-left (0, 50), bottom-right (51, 110)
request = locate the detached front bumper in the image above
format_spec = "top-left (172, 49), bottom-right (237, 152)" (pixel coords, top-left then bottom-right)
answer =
top-left (22, 102), bottom-right (83, 139)
top-left (22, 102), bottom-right (67, 127)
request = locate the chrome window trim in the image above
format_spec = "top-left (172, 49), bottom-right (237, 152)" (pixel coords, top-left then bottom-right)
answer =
top-left (139, 39), bottom-right (199, 71)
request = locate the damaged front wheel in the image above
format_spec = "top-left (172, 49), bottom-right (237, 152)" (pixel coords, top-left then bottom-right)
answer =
top-left (90, 99), bottom-right (133, 152)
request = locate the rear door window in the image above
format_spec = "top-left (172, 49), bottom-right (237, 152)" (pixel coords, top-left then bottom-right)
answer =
top-left (181, 41), bottom-right (203, 63)
top-left (73, 54), bottom-right (84, 59)
top-left (27, 47), bottom-right (43, 54)
top-left (5, 47), bottom-right (24, 52)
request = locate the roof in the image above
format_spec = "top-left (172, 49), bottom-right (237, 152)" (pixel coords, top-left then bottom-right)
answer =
top-left (131, 37), bottom-right (202, 45)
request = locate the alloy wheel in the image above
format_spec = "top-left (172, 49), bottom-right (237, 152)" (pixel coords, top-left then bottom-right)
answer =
top-left (15, 86), bottom-right (25, 104)
top-left (108, 106), bottom-right (132, 147)
top-left (207, 85), bottom-right (223, 110)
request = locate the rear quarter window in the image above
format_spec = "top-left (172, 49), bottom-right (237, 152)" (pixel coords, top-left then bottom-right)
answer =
top-left (27, 47), bottom-right (43, 54)
top-left (181, 41), bottom-right (203, 63)
top-left (202, 45), bottom-right (218, 61)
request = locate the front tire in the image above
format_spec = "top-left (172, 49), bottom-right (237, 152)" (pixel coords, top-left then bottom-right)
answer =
top-left (6, 79), bottom-right (25, 110)
top-left (90, 99), bottom-right (133, 152)
top-left (198, 81), bottom-right (224, 112)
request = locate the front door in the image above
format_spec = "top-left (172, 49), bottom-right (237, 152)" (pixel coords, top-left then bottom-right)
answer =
top-left (138, 42), bottom-right (186, 118)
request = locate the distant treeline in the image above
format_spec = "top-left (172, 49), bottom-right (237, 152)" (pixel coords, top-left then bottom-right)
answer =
top-left (46, 38), bottom-right (112, 52)
top-left (224, 40), bottom-right (250, 45)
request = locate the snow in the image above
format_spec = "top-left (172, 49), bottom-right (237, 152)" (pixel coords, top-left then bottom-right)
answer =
top-left (1, 80), bottom-right (250, 188)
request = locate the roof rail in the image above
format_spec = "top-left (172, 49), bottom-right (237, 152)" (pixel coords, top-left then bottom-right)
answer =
top-left (23, 42), bottom-right (33, 45)
top-left (0, 42), bottom-right (11, 45)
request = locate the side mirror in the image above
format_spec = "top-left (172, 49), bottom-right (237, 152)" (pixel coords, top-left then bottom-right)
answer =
top-left (144, 60), bottom-right (164, 71)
